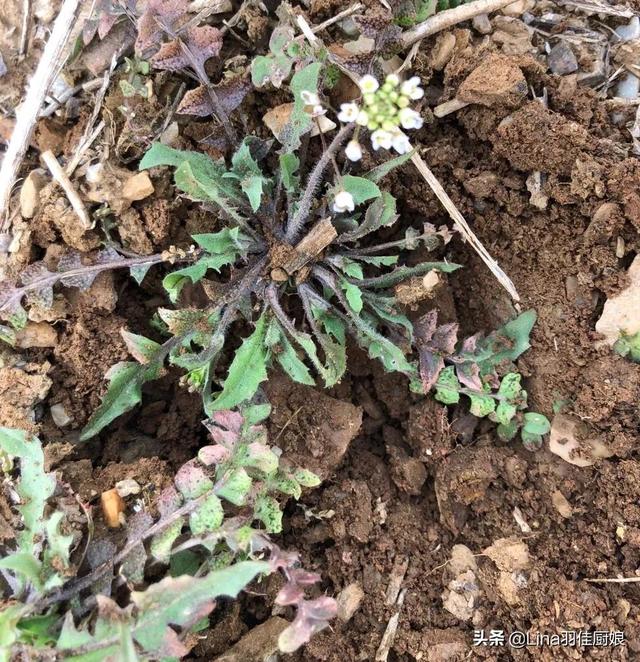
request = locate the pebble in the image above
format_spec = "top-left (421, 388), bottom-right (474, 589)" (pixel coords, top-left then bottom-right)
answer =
top-left (122, 172), bottom-right (154, 202)
top-left (20, 170), bottom-right (47, 219)
top-left (616, 16), bottom-right (640, 42)
top-left (50, 404), bottom-right (72, 428)
top-left (472, 14), bottom-right (492, 34)
top-left (336, 583), bottom-right (364, 622)
top-left (547, 42), bottom-right (578, 75)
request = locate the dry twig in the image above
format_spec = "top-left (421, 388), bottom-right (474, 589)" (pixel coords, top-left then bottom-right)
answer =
top-left (0, 0), bottom-right (80, 238)
top-left (411, 152), bottom-right (520, 301)
top-left (41, 150), bottom-right (93, 230)
top-left (402, 0), bottom-right (517, 47)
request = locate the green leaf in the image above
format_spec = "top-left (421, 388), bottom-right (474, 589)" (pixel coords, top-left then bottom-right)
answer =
top-left (280, 62), bottom-right (322, 152)
top-left (121, 331), bottom-right (161, 364)
top-left (339, 278), bottom-right (363, 313)
top-left (163, 253), bottom-right (237, 303)
top-left (255, 495), bottom-right (283, 534)
top-left (338, 258), bottom-right (364, 279)
top-left (209, 314), bottom-right (268, 412)
top-left (150, 519), bottom-right (184, 563)
top-left (468, 390), bottom-right (496, 417)
top-left (193, 227), bottom-right (244, 254)
top-left (272, 475), bottom-right (301, 500)
top-left (189, 494), bottom-right (224, 535)
top-left (226, 139), bottom-right (268, 212)
top-left (522, 412), bottom-right (551, 436)
top-left (434, 366), bottom-right (460, 404)
top-left (478, 310), bottom-right (537, 373)
top-left (357, 255), bottom-right (399, 267)
top-left (266, 319), bottom-right (315, 386)
top-left (0, 428), bottom-right (55, 555)
top-left (294, 468), bottom-right (321, 488)
top-left (242, 403), bottom-right (272, 426)
top-left (81, 350), bottom-right (167, 440)
top-left (0, 553), bottom-right (43, 590)
top-left (364, 150), bottom-right (414, 182)
top-left (497, 420), bottom-right (520, 441)
top-left (495, 400), bottom-right (517, 426)
top-left (129, 263), bottom-right (151, 285)
top-left (340, 175), bottom-right (381, 206)
top-left (279, 153), bottom-right (300, 191)
top-left (340, 192), bottom-right (398, 243)
top-left (216, 468), bottom-right (252, 506)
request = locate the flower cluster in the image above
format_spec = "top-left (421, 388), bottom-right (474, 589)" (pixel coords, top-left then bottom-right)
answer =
top-left (338, 74), bottom-right (424, 161)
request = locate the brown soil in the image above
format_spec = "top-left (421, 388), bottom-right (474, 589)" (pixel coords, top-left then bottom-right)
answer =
top-left (2, 2), bottom-right (640, 661)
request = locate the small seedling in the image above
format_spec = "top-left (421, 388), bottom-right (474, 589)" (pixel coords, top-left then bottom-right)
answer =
top-left (415, 309), bottom-right (551, 449)
top-left (0, 409), bottom-right (332, 658)
top-left (613, 330), bottom-right (640, 363)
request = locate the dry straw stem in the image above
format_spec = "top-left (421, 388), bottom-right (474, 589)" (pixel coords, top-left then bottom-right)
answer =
top-left (41, 150), bottom-right (93, 230)
top-left (0, 0), bottom-right (80, 235)
top-left (411, 152), bottom-right (520, 301)
top-left (402, 0), bottom-right (518, 47)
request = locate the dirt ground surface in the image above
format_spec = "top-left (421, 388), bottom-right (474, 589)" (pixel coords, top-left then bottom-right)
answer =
top-left (2, 0), bottom-right (640, 660)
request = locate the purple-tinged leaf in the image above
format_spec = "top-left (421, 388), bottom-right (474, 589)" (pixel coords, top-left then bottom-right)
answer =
top-left (278, 596), bottom-right (338, 653)
top-left (414, 309), bottom-right (438, 346)
top-left (157, 485), bottom-right (183, 518)
top-left (455, 362), bottom-right (482, 391)
top-left (58, 252), bottom-right (98, 289)
top-left (121, 329), bottom-right (162, 364)
top-left (136, 0), bottom-right (189, 56)
top-left (122, 510), bottom-right (154, 584)
top-left (276, 582), bottom-right (304, 606)
top-left (211, 410), bottom-right (243, 433)
top-left (174, 459), bottom-right (213, 500)
top-left (177, 74), bottom-right (252, 117)
top-left (431, 322), bottom-right (458, 354)
top-left (417, 350), bottom-right (445, 393)
top-left (198, 444), bottom-right (231, 466)
top-left (151, 26), bottom-right (223, 71)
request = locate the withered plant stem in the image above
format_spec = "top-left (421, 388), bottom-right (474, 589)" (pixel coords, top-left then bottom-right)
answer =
top-left (284, 124), bottom-right (353, 244)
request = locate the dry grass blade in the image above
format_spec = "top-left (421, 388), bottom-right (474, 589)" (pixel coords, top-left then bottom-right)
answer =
top-left (0, 0), bottom-right (80, 237)
top-left (411, 152), bottom-right (520, 301)
top-left (402, 0), bottom-right (518, 47)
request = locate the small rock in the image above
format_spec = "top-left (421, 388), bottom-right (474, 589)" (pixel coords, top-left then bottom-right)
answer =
top-left (122, 172), bottom-right (154, 202)
top-left (342, 36), bottom-right (375, 55)
top-left (616, 16), bottom-right (640, 42)
top-left (387, 445), bottom-right (427, 495)
top-left (549, 413), bottom-right (612, 467)
top-left (50, 404), bottom-right (72, 428)
top-left (264, 103), bottom-right (335, 140)
top-left (336, 583), bottom-right (364, 622)
top-left (457, 54), bottom-right (527, 109)
top-left (472, 14), bottom-right (492, 34)
top-left (596, 255), bottom-right (640, 346)
top-left (430, 32), bottom-right (457, 71)
top-left (20, 170), bottom-right (47, 219)
top-left (547, 42), bottom-right (578, 76)
top-left (0, 54), bottom-right (7, 78)
top-left (160, 121), bottom-right (179, 146)
top-left (551, 490), bottom-right (573, 518)
top-left (116, 478), bottom-right (142, 498)
top-left (15, 322), bottom-right (57, 348)
top-left (502, 0), bottom-right (535, 15)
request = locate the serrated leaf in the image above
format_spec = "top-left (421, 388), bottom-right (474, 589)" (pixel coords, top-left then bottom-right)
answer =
top-left (339, 278), bottom-right (363, 313)
top-left (339, 192), bottom-right (397, 242)
top-left (209, 314), bottom-right (268, 412)
top-left (150, 519), bottom-right (184, 563)
top-left (130, 263), bottom-right (151, 285)
top-left (340, 175), bottom-right (381, 206)
top-left (241, 403), bottom-right (272, 427)
top-left (280, 62), bottom-right (322, 152)
top-left (0, 428), bottom-right (55, 556)
top-left (163, 253), bottom-right (237, 303)
top-left (478, 310), bottom-right (537, 373)
top-left (434, 366), bottom-right (460, 404)
top-left (364, 149), bottom-right (414, 182)
top-left (81, 350), bottom-right (167, 440)
top-left (272, 475), bottom-right (301, 500)
top-left (0, 553), bottom-right (43, 589)
top-left (266, 319), bottom-right (315, 386)
top-left (177, 74), bottom-right (252, 117)
top-left (121, 330), bottom-right (161, 364)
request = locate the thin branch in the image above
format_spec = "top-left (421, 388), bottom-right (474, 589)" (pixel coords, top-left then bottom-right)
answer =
top-left (19, 0), bottom-right (31, 58)
top-left (285, 124), bottom-right (353, 244)
top-left (401, 0), bottom-right (517, 48)
top-left (410, 152), bottom-right (520, 301)
top-left (0, 252), bottom-right (183, 318)
top-left (41, 150), bottom-right (93, 230)
top-left (0, 0), bottom-right (80, 237)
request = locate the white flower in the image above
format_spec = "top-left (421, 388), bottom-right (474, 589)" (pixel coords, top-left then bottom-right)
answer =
top-left (371, 129), bottom-right (393, 151)
top-left (301, 90), bottom-right (321, 105)
top-left (400, 76), bottom-right (424, 100)
top-left (358, 74), bottom-right (379, 94)
top-left (345, 140), bottom-right (363, 162)
top-left (356, 110), bottom-right (369, 126)
top-left (391, 128), bottom-right (412, 154)
top-left (333, 190), bottom-right (355, 213)
top-left (398, 107), bottom-right (423, 130)
top-left (385, 73), bottom-right (400, 87)
top-left (310, 104), bottom-right (326, 117)
top-left (337, 102), bottom-right (360, 123)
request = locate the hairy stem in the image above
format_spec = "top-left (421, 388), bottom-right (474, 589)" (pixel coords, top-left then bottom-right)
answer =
top-left (0, 251), bottom-right (190, 319)
top-left (284, 124), bottom-right (353, 244)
